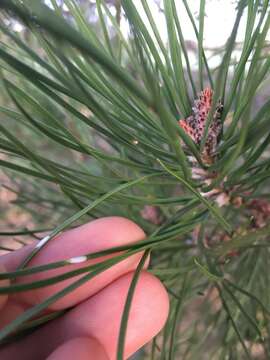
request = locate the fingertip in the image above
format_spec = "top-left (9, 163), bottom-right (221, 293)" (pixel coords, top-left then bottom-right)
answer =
top-left (81, 217), bottom-right (145, 249)
top-left (65, 271), bottom-right (169, 359)
top-left (46, 337), bottom-right (109, 360)
top-left (123, 271), bottom-right (169, 357)
top-left (49, 217), bottom-right (145, 256)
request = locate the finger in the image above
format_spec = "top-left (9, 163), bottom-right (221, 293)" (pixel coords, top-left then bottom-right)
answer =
top-left (0, 271), bottom-right (169, 360)
top-left (64, 271), bottom-right (169, 359)
top-left (0, 244), bottom-right (36, 272)
top-left (46, 337), bottom-right (109, 360)
top-left (0, 217), bottom-right (146, 310)
top-left (0, 265), bottom-right (9, 310)
top-left (0, 300), bottom-right (26, 329)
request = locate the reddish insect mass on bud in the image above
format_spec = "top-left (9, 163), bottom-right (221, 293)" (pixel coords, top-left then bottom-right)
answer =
top-left (178, 87), bottom-right (223, 164)
top-left (178, 119), bottom-right (196, 142)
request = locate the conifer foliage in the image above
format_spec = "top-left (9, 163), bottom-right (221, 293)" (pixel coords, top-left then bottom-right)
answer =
top-left (0, 1), bottom-right (270, 358)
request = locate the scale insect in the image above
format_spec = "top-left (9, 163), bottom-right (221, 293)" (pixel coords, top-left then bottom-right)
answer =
top-left (179, 88), bottom-right (223, 164)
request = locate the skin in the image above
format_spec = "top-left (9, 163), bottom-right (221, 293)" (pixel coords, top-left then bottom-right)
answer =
top-left (0, 217), bottom-right (169, 359)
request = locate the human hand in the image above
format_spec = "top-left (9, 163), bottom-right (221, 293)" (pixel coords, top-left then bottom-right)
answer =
top-left (0, 217), bottom-right (169, 360)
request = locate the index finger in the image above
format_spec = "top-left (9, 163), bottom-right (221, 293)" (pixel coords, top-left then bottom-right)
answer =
top-left (0, 217), bottom-right (146, 310)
